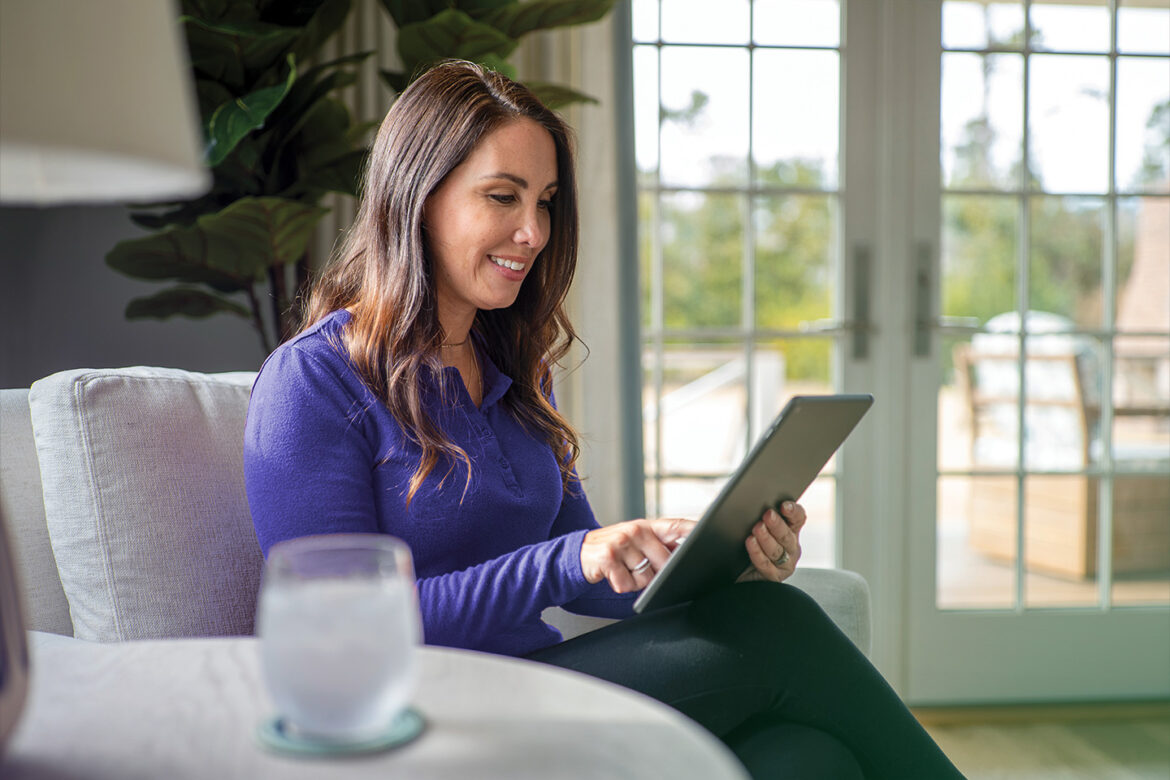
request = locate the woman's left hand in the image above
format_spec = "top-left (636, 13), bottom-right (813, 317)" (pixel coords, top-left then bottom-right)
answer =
top-left (739, 500), bottom-right (805, 583)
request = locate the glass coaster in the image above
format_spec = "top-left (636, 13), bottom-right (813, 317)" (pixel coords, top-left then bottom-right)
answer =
top-left (256, 707), bottom-right (425, 757)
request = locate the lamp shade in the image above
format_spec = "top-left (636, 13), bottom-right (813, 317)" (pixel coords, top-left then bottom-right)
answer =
top-left (0, 0), bottom-right (210, 205)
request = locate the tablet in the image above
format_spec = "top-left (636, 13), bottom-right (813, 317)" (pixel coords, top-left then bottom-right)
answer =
top-left (633, 394), bottom-right (873, 614)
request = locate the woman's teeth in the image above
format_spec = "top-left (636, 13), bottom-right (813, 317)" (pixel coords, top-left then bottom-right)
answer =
top-left (491, 256), bottom-right (526, 271)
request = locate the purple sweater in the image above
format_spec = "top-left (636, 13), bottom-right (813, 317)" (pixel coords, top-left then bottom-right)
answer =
top-left (243, 310), bottom-right (635, 656)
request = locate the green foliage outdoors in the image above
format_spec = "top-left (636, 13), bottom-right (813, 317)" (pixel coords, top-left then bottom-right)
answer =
top-left (646, 78), bottom-right (1168, 384)
top-left (648, 161), bottom-right (834, 381)
top-left (107, 0), bottom-right (616, 354)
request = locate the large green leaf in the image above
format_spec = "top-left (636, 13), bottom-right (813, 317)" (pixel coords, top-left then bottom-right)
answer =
top-left (181, 0), bottom-right (254, 25)
top-left (291, 0), bottom-right (353, 61)
top-left (194, 79), bottom-right (235, 124)
top-left (182, 16), bottom-right (300, 90)
top-left (397, 9), bottom-right (518, 71)
top-left (266, 96), bottom-right (357, 197)
top-left (378, 0), bottom-right (448, 28)
top-left (268, 67), bottom-right (358, 135)
top-left (205, 55), bottom-right (298, 167)
top-left (125, 286), bottom-right (252, 320)
top-left (289, 149), bottom-right (367, 199)
top-left (457, 0), bottom-right (516, 14)
top-left (478, 0), bottom-right (615, 39)
top-left (107, 197), bottom-right (329, 287)
top-left (524, 80), bottom-right (598, 109)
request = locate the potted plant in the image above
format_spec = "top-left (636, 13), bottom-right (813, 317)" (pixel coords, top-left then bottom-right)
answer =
top-left (107, 0), bottom-right (615, 354)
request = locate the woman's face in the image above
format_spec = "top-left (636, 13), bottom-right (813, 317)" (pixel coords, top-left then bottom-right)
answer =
top-left (423, 118), bottom-right (558, 327)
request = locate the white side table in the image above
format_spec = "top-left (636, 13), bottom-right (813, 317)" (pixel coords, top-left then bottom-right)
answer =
top-left (4, 632), bottom-right (747, 779)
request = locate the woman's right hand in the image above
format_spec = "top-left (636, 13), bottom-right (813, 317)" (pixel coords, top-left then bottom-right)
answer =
top-left (581, 518), bottom-right (695, 594)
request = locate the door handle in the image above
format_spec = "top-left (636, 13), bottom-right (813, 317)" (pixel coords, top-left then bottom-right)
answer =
top-left (914, 242), bottom-right (932, 357)
top-left (797, 245), bottom-right (873, 360)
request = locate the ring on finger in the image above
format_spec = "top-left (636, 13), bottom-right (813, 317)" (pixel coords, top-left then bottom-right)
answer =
top-left (773, 549), bottom-right (790, 566)
top-left (632, 557), bottom-right (652, 574)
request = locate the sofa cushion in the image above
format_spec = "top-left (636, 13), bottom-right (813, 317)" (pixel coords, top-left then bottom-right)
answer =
top-left (28, 367), bottom-right (262, 641)
top-left (0, 388), bottom-right (73, 635)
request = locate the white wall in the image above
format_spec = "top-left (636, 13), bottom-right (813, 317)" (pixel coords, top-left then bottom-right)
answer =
top-left (0, 205), bottom-right (265, 388)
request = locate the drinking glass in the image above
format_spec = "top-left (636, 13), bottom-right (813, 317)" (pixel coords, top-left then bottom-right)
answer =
top-left (256, 534), bottom-right (420, 743)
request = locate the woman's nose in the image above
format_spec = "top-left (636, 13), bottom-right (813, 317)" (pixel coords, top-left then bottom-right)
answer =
top-left (513, 206), bottom-right (548, 249)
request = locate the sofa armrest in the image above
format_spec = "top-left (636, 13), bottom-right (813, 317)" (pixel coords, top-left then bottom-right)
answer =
top-left (785, 567), bottom-right (871, 656)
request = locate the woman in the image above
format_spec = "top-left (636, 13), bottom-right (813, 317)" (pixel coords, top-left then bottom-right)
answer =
top-left (244, 60), bottom-right (963, 779)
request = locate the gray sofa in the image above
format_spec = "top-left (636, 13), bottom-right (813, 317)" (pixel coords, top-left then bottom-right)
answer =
top-left (1, 366), bottom-right (871, 651)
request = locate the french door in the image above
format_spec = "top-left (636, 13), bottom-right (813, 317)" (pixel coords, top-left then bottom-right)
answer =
top-left (630, 0), bottom-right (1170, 703)
top-left (900, 0), bottom-right (1170, 704)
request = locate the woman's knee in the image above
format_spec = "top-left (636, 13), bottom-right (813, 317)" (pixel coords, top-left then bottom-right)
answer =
top-left (691, 580), bottom-right (833, 636)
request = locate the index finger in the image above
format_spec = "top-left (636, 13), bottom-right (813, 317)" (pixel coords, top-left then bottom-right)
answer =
top-left (647, 517), bottom-right (696, 546)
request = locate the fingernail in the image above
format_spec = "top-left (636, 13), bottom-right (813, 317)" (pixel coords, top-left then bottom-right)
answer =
top-left (782, 501), bottom-right (794, 511)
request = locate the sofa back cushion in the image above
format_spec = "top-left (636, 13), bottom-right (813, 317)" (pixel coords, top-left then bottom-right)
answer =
top-left (0, 389), bottom-right (72, 635)
top-left (28, 367), bottom-right (262, 641)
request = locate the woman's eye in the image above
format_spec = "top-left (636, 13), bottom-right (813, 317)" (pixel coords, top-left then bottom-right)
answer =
top-left (537, 199), bottom-right (553, 210)
top-left (489, 194), bottom-right (516, 204)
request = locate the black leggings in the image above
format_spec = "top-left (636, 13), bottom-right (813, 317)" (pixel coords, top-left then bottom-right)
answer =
top-left (526, 581), bottom-right (964, 780)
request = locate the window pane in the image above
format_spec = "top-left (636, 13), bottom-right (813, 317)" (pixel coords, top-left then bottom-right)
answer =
top-left (1030, 0), bottom-right (1110, 53)
top-left (1117, 196), bottom-right (1169, 334)
top-left (797, 476), bottom-right (836, 569)
top-left (659, 46), bottom-right (750, 188)
top-left (1110, 473), bottom-right (1170, 607)
top-left (965, 327), bottom-right (1022, 470)
top-left (1022, 333), bottom-right (1101, 472)
top-left (1022, 475), bottom-right (1101, 608)
top-left (655, 477), bottom-right (727, 520)
top-left (1118, 0), bottom-right (1170, 55)
top-left (751, 339), bottom-right (833, 430)
top-left (648, 345), bottom-right (748, 476)
top-left (660, 191), bottom-right (743, 329)
top-left (631, 0), bottom-right (658, 42)
top-left (1029, 55), bottom-right (1110, 193)
top-left (1116, 58), bottom-right (1170, 194)
top-left (754, 195), bottom-right (834, 330)
top-left (942, 52), bottom-right (1024, 190)
top-left (633, 45), bottom-right (659, 177)
top-left (941, 195), bottom-right (1018, 321)
top-left (1112, 347), bottom-right (1170, 464)
top-left (1029, 196), bottom-right (1105, 329)
top-left (942, 335), bottom-right (977, 471)
top-left (753, 0), bottom-right (839, 48)
top-left (753, 49), bottom-right (839, 188)
top-left (942, 0), bottom-right (1025, 51)
top-left (661, 0), bottom-right (748, 45)
top-left (938, 475), bottom-right (1019, 609)
top-left (639, 190), bottom-right (656, 331)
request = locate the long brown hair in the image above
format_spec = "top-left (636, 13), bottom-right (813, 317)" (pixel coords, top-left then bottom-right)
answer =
top-left (304, 60), bottom-right (582, 504)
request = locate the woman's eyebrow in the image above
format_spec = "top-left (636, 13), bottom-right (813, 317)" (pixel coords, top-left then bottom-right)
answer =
top-left (480, 172), bottom-right (558, 191)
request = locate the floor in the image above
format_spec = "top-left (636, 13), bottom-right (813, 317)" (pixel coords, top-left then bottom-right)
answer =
top-left (918, 704), bottom-right (1170, 780)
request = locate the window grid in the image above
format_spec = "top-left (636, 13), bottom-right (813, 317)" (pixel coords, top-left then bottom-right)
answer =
top-left (635, 0), bottom-right (845, 519)
top-left (937, 0), bottom-right (1170, 611)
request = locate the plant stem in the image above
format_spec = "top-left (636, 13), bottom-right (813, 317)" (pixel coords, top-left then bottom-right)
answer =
top-left (246, 286), bottom-right (273, 355)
